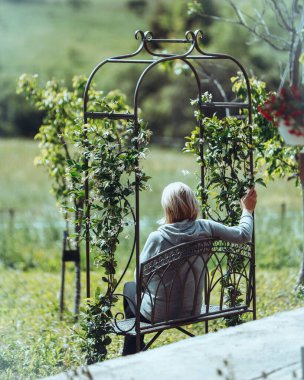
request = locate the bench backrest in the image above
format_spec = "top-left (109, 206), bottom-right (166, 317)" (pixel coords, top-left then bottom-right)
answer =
top-left (139, 238), bottom-right (253, 325)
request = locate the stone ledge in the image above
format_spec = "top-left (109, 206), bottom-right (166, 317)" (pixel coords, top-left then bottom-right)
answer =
top-left (44, 308), bottom-right (304, 380)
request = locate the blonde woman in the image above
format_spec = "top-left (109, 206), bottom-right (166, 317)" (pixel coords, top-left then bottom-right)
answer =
top-left (122, 182), bottom-right (257, 355)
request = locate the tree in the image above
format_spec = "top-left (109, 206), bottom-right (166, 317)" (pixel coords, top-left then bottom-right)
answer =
top-left (188, 0), bottom-right (303, 87)
top-left (17, 74), bottom-right (87, 315)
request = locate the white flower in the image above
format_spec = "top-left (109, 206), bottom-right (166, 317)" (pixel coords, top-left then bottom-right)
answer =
top-left (181, 170), bottom-right (190, 176)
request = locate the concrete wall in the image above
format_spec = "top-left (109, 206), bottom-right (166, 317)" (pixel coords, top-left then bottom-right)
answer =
top-left (44, 308), bottom-right (304, 380)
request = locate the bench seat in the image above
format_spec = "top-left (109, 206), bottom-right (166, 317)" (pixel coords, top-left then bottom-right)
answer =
top-left (112, 304), bottom-right (251, 335)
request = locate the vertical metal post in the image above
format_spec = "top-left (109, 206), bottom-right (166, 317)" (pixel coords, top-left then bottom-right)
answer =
top-left (74, 255), bottom-right (81, 316)
top-left (135, 180), bottom-right (141, 352)
top-left (60, 261), bottom-right (66, 320)
top-left (134, 114), bottom-right (141, 353)
top-left (298, 152), bottom-right (304, 209)
top-left (199, 85), bottom-right (205, 220)
top-left (83, 113), bottom-right (90, 299)
top-left (247, 84), bottom-right (256, 321)
top-left (60, 231), bottom-right (68, 320)
top-left (74, 209), bottom-right (81, 316)
top-left (85, 168), bottom-right (90, 299)
top-left (251, 210), bottom-right (256, 319)
top-left (296, 152), bottom-right (304, 291)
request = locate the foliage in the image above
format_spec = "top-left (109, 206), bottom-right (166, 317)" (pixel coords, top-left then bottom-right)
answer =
top-left (152, 55), bottom-right (300, 226)
top-left (16, 74), bottom-right (83, 211)
top-left (185, 73), bottom-right (301, 219)
top-left (188, 0), bottom-right (304, 87)
top-left (16, 73), bottom-right (85, 317)
top-left (68, 102), bottom-right (150, 363)
top-left (17, 74), bottom-right (151, 362)
top-left (188, 114), bottom-right (253, 222)
top-left (78, 290), bottom-right (114, 364)
top-left (17, 74), bottom-right (89, 316)
top-left (185, 92), bottom-right (254, 225)
top-left (184, 73), bottom-right (301, 324)
top-left (126, 0), bottom-right (147, 15)
top-left (232, 74), bottom-right (300, 182)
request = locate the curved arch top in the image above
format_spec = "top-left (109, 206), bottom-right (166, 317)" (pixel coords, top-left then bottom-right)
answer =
top-left (83, 30), bottom-right (252, 125)
top-left (82, 30), bottom-right (254, 314)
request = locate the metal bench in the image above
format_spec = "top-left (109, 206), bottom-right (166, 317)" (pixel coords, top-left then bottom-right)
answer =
top-left (112, 238), bottom-right (254, 351)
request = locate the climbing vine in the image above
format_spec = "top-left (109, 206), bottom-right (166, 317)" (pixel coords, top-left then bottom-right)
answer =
top-left (185, 73), bottom-right (300, 225)
top-left (185, 73), bottom-right (300, 325)
top-left (70, 104), bottom-right (151, 364)
top-left (17, 74), bottom-right (151, 363)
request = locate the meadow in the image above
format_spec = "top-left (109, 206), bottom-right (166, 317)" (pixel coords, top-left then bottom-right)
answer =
top-left (0, 138), bottom-right (303, 379)
top-left (0, 0), bottom-right (154, 138)
top-left (0, 0), bottom-right (150, 92)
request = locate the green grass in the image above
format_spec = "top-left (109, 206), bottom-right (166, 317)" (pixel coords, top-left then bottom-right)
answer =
top-left (0, 0), bottom-right (149, 93)
top-left (0, 266), bottom-right (303, 379)
top-left (1, 138), bottom-right (302, 271)
top-left (0, 139), bottom-right (54, 212)
top-left (0, 138), bottom-right (303, 379)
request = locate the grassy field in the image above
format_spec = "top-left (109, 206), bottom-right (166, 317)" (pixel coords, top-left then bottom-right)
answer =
top-left (0, 138), bottom-right (303, 379)
top-left (0, 0), bottom-right (149, 93)
top-left (1, 266), bottom-right (302, 380)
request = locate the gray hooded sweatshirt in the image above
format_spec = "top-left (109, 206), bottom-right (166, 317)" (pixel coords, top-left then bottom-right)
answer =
top-left (137, 210), bottom-right (253, 322)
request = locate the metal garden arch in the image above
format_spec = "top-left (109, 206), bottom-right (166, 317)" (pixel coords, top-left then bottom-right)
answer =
top-left (83, 30), bottom-right (256, 351)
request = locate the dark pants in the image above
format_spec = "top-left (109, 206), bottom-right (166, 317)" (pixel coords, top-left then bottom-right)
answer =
top-left (122, 281), bottom-right (149, 355)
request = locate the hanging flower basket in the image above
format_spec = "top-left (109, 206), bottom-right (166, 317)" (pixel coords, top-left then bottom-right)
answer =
top-left (258, 85), bottom-right (304, 146)
top-left (277, 120), bottom-right (304, 146)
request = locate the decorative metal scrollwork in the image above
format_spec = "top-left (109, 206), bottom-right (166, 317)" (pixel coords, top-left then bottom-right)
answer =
top-left (111, 293), bottom-right (136, 333)
top-left (134, 30), bottom-right (145, 41)
top-left (185, 30), bottom-right (196, 42)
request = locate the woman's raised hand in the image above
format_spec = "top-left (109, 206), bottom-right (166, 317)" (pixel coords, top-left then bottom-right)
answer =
top-left (241, 188), bottom-right (257, 213)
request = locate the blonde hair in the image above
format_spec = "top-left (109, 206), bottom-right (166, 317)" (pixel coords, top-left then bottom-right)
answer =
top-left (161, 182), bottom-right (199, 224)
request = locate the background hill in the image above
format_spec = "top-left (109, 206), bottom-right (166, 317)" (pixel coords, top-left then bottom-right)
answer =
top-left (0, 0), bottom-right (287, 139)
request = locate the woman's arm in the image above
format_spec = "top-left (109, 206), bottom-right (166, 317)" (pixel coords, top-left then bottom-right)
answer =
top-left (204, 210), bottom-right (253, 243)
top-left (204, 188), bottom-right (257, 244)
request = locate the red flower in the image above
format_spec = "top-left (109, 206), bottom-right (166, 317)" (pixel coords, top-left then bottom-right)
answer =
top-left (279, 87), bottom-right (286, 96)
top-left (257, 105), bottom-right (273, 121)
top-left (258, 84), bottom-right (304, 136)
